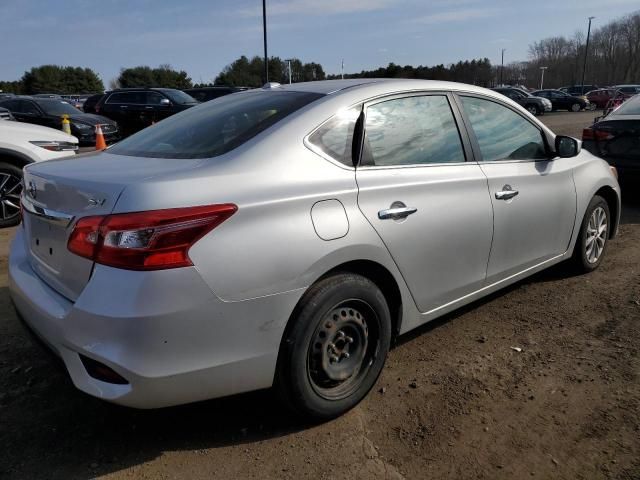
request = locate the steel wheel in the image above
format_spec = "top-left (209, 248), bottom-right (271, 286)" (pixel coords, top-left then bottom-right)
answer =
top-left (276, 273), bottom-right (391, 419)
top-left (307, 300), bottom-right (379, 400)
top-left (0, 171), bottom-right (22, 223)
top-left (585, 206), bottom-right (607, 264)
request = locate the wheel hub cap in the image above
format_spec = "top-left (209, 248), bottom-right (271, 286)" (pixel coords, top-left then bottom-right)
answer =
top-left (0, 173), bottom-right (22, 221)
top-left (585, 206), bottom-right (607, 263)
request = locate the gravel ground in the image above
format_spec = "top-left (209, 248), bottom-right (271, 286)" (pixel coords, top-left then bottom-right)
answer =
top-left (0, 112), bottom-right (638, 480)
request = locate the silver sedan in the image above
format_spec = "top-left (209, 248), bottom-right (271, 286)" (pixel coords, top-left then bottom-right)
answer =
top-left (9, 79), bottom-right (620, 419)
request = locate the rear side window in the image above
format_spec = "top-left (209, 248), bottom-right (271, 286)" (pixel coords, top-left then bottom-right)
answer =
top-left (461, 96), bottom-right (547, 161)
top-left (107, 92), bottom-right (145, 104)
top-left (362, 95), bottom-right (466, 166)
top-left (308, 106), bottom-right (360, 166)
top-left (109, 91), bottom-right (324, 159)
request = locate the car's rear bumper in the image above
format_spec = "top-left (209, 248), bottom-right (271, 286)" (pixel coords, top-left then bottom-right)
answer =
top-left (9, 227), bottom-right (302, 408)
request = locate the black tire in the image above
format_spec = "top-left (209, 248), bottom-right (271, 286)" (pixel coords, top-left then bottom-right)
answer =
top-left (572, 195), bottom-right (610, 273)
top-left (525, 104), bottom-right (540, 116)
top-left (0, 162), bottom-right (23, 228)
top-left (275, 273), bottom-right (392, 420)
top-left (571, 102), bottom-right (582, 112)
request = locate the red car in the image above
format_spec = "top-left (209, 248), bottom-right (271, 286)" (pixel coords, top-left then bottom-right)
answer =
top-left (587, 88), bottom-right (632, 109)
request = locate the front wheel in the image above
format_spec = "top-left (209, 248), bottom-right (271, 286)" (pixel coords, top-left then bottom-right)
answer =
top-left (525, 104), bottom-right (540, 116)
top-left (571, 103), bottom-right (582, 112)
top-left (275, 273), bottom-right (391, 420)
top-left (0, 162), bottom-right (23, 228)
top-left (572, 195), bottom-right (610, 272)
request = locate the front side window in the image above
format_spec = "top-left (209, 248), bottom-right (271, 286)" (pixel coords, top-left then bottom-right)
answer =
top-left (362, 95), bottom-right (466, 166)
top-left (161, 90), bottom-right (197, 105)
top-left (307, 105), bottom-right (360, 166)
top-left (461, 96), bottom-right (547, 161)
top-left (109, 91), bottom-right (324, 159)
top-left (146, 92), bottom-right (166, 105)
top-left (21, 101), bottom-right (42, 115)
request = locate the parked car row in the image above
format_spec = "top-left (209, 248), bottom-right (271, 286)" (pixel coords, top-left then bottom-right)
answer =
top-left (530, 89), bottom-right (591, 112)
top-left (491, 87), bottom-right (552, 115)
top-left (0, 96), bottom-right (118, 145)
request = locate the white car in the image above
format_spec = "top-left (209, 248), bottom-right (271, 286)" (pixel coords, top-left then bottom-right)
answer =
top-left (0, 121), bottom-right (77, 227)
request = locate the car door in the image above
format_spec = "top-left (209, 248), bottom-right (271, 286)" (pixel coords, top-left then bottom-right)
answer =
top-left (456, 94), bottom-right (576, 283)
top-left (104, 92), bottom-right (146, 135)
top-left (23, 101), bottom-right (57, 129)
top-left (355, 93), bottom-right (493, 313)
top-left (144, 91), bottom-right (172, 124)
top-left (11, 100), bottom-right (42, 127)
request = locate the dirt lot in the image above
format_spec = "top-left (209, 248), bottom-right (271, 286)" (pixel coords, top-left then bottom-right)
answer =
top-left (1, 112), bottom-right (638, 480)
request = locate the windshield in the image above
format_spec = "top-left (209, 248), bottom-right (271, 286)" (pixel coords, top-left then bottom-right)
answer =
top-left (162, 90), bottom-right (198, 104)
top-left (109, 90), bottom-right (324, 159)
top-left (613, 96), bottom-right (640, 115)
top-left (36, 100), bottom-right (80, 116)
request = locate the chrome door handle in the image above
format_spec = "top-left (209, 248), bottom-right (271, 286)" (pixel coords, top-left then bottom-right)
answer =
top-left (495, 185), bottom-right (519, 200)
top-left (378, 206), bottom-right (417, 220)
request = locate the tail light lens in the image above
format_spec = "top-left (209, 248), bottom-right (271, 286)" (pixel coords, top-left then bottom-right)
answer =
top-left (68, 204), bottom-right (237, 270)
top-left (582, 127), bottom-right (614, 141)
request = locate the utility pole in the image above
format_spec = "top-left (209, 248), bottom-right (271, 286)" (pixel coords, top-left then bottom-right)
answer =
top-left (500, 48), bottom-right (505, 85)
top-left (262, 0), bottom-right (268, 84)
top-left (539, 66), bottom-right (548, 90)
top-left (285, 59), bottom-right (293, 84)
top-left (580, 16), bottom-right (595, 95)
top-left (341, 59), bottom-right (344, 80)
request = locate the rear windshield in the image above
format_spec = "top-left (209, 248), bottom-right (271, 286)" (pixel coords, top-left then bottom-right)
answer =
top-left (613, 96), bottom-right (640, 115)
top-left (108, 91), bottom-right (324, 159)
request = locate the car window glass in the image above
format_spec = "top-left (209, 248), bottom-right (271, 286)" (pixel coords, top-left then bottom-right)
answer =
top-left (308, 105), bottom-right (360, 166)
top-left (461, 96), bottom-right (547, 161)
top-left (362, 95), bottom-right (465, 166)
top-left (20, 101), bottom-right (40, 115)
top-left (0, 100), bottom-right (20, 111)
top-left (107, 92), bottom-right (145, 104)
top-left (146, 92), bottom-right (166, 105)
top-left (612, 97), bottom-right (640, 115)
top-left (108, 91), bottom-right (324, 159)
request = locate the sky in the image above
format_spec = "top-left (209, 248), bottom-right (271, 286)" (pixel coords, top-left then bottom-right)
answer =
top-left (1, 0), bottom-right (638, 86)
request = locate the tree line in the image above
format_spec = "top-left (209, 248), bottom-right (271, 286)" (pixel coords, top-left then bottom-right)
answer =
top-left (328, 59), bottom-right (494, 86)
top-left (1, 9), bottom-right (637, 95)
top-left (501, 10), bottom-right (639, 88)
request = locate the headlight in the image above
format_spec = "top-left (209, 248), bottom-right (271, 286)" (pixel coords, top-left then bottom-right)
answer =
top-left (29, 141), bottom-right (78, 152)
top-left (75, 123), bottom-right (92, 131)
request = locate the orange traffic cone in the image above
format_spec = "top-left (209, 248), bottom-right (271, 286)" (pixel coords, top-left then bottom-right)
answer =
top-left (95, 124), bottom-right (107, 151)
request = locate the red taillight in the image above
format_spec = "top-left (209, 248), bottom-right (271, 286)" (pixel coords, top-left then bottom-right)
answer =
top-left (68, 204), bottom-right (237, 270)
top-left (582, 127), bottom-right (614, 141)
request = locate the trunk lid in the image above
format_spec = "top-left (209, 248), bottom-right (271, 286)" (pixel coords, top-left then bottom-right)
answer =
top-left (21, 152), bottom-right (205, 301)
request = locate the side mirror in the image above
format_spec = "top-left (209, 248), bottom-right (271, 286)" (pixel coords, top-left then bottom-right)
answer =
top-left (555, 135), bottom-right (580, 158)
top-left (159, 98), bottom-right (171, 106)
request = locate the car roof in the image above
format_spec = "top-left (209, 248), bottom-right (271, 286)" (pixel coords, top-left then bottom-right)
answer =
top-left (265, 78), bottom-right (498, 97)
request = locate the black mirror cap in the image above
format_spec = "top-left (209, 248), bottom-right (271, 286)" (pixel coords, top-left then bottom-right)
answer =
top-left (555, 135), bottom-right (580, 158)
